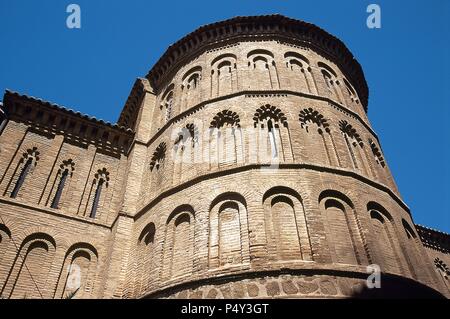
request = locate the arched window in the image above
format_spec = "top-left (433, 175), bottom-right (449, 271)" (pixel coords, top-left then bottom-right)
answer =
top-left (209, 193), bottom-right (250, 268)
top-left (89, 168), bottom-right (109, 219)
top-left (173, 123), bottom-right (199, 184)
top-left (160, 85), bottom-right (174, 122)
top-left (150, 142), bottom-right (167, 172)
top-left (263, 186), bottom-right (312, 261)
top-left (319, 190), bottom-right (369, 265)
top-left (318, 62), bottom-right (343, 103)
top-left (321, 69), bottom-right (333, 89)
top-left (55, 243), bottom-right (98, 299)
top-left (10, 147), bottom-right (40, 198)
top-left (299, 108), bottom-right (338, 166)
top-left (148, 142), bottom-right (167, 191)
top-left (3, 233), bottom-right (56, 299)
top-left (368, 138), bottom-right (386, 167)
top-left (367, 202), bottom-right (404, 274)
top-left (343, 78), bottom-right (359, 104)
top-left (284, 52), bottom-right (315, 93)
top-left (182, 66), bottom-right (202, 90)
top-left (247, 49), bottom-right (279, 89)
top-left (435, 258), bottom-right (450, 281)
top-left (254, 105), bottom-right (291, 162)
top-left (186, 73), bottom-right (200, 89)
top-left (339, 120), bottom-right (367, 173)
top-left (209, 110), bottom-right (242, 167)
top-left (181, 66), bottom-right (202, 110)
top-left (161, 205), bottom-right (195, 280)
top-left (211, 54), bottom-right (237, 97)
top-left (402, 219), bottom-right (437, 283)
top-left (174, 123), bottom-right (198, 149)
top-left (50, 159), bottom-right (75, 209)
top-left (136, 223), bottom-right (157, 295)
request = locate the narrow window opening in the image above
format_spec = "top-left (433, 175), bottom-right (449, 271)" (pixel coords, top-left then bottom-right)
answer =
top-left (51, 169), bottom-right (69, 209)
top-left (11, 158), bottom-right (33, 198)
top-left (268, 119), bottom-right (278, 158)
top-left (90, 179), bottom-right (104, 219)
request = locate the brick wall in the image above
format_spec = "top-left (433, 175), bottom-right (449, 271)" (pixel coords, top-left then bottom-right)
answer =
top-left (0, 16), bottom-right (448, 299)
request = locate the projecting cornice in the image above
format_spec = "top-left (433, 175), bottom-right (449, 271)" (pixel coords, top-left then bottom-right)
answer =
top-left (2, 90), bottom-right (134, 157)
top-left (145, 14), bottom-right (369, 111)
top-left (416, 224), bottom-right (450, 253)
top-left (117, 78), bottom-right (153, 130)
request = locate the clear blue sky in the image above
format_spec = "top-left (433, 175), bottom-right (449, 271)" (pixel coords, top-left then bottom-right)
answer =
top-left (0, 0), bottom-right (449, 232)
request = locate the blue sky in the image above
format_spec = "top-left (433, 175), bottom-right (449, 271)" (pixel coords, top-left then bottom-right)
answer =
top-left (0, 0), bottom-right (449, 232)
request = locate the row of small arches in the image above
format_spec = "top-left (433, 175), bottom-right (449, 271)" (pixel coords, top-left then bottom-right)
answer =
top-left (149, 105), bottom-right (386, 172)
top-left (159, 50), bottom-right (359, 122)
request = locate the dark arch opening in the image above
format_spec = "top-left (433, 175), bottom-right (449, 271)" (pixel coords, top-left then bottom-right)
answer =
top-left (367, 202), bottom-right (393, 222)
top-left (319, 189), bottom-right (354, 209)
top-left (402, 219), bottom-right (417, 239)
top-left (0, 224), bottom-right (11, 239)
top-left (210, 192), bottom-right (247, 211)
top-left (284, 51), bottom-right (310, 64)
top-left (182, 66), bottom-right (202, 81)
top-left (218, 201), bottom-right (239, 214)
top-left (175, 213), bottom-right (191, 227)
top-left (370, 210), bottom-right (385, 224)
top-left (211, 53), bottom-right (237, 66)
top-left (263, 186), bottom-right (302, 204)
top-left (139, 223), bottom-right (156, 245)
top-left (167, 204), bottom-right (195, 224)
top-left (20, 233), bottom-right (56, 251)
top-left (72, 250), bottom-right (92, 262)
top-left (247, 49), bottom-right (274, 58)
top-left (271, 195), bottom-right (294, 208)
top-left (65, 242), bottom-right (98, 259)
top-left (318, 61), bottom-right (337, 77)
top-left (324, 198), bottom-right (346, 212)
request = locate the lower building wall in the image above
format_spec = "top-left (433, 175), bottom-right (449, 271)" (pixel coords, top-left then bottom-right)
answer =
top-left (0, 201), bottom-right (112, 299)
top-left (127, 168), bottom-right (447, 298)
top-left (150, 272), bottom-right (445, 299)
top-left (1, 168), bottom-right (448, 299)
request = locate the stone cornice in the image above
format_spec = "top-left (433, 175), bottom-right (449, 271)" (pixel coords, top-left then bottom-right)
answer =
top-left (416, 224), bottom-right (450, 253)
top-left (145, 14), bottom-right (369, 111)
top-left (3, 90), bottom-right (134, 157)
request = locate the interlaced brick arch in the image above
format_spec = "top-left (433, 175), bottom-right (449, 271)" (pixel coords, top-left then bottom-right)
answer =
top-left (150, 142), bottom-right (167, 171)
top-left (299, 108), bottom-right (330, 134)
top-left (435, 258), bottom-right (450, 278)
top-left (339, 120), bottom-right (363, 146)
top-left (210, 110), bottom-right (240, 129)
top-left (22, 147), bottom-right (40, 163)
top-left (253, 104), bottom-right (288, 128)
top-left (175, 123), bottom-right (199, 147)
top-left (368, 138), bottom-right (386, 167)
top-left (95, 167), bottom-right (110, 185)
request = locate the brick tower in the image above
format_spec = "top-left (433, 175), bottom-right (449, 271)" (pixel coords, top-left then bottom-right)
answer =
top-left (0, 15), bottom-right (448, 299)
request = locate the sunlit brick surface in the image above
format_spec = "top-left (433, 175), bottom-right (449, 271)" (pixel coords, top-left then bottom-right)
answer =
top-left (0, 15), bottom-right (448, 299)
